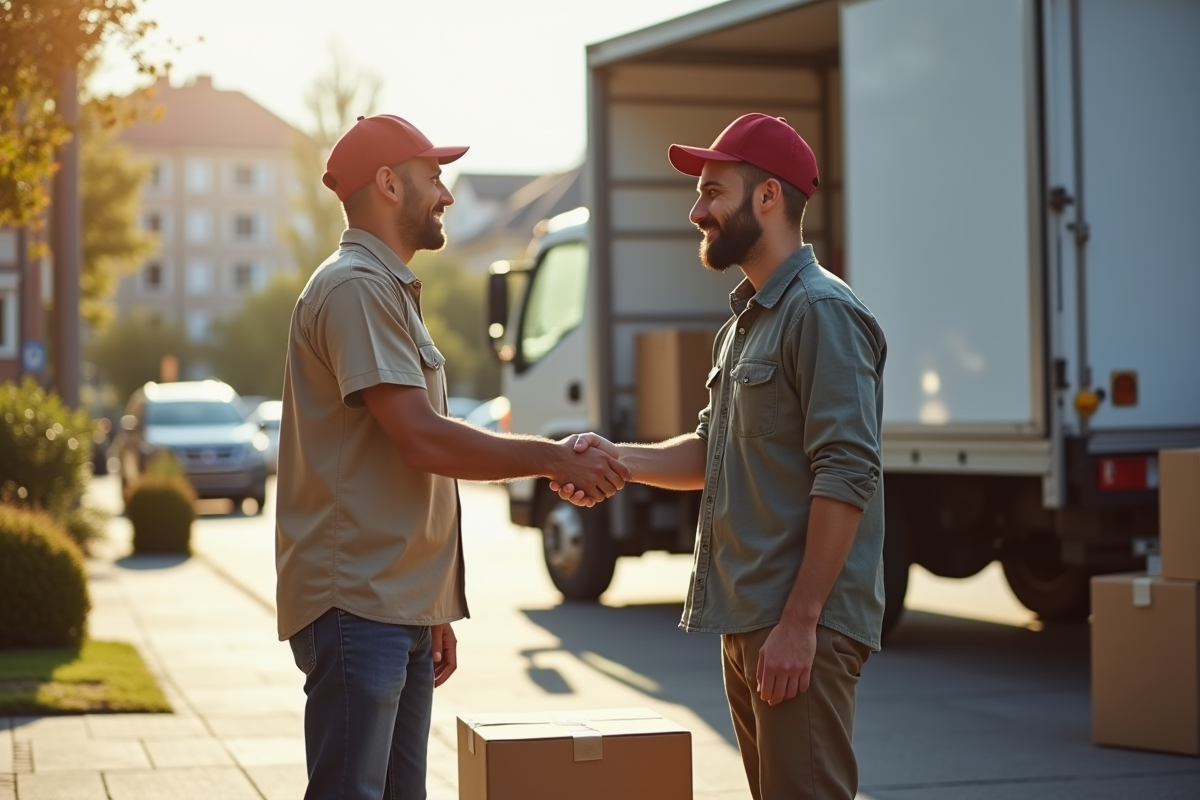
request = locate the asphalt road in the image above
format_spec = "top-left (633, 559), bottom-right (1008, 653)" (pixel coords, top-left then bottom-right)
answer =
top-left (95, 476), bottom-right (1200, 799)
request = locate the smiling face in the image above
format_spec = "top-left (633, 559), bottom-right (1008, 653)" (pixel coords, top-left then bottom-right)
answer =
top-left (396, 157), bottom-right (454, 253)
top-left (690, 160), bottom-right (763, 272)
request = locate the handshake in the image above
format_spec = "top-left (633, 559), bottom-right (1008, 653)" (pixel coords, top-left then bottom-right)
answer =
top-left (548, 433), bottom-right (630, 508)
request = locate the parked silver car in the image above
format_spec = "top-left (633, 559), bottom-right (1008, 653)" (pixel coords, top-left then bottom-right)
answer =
top-left (114, 380), bottom-right (269, 513)
top-left (247, 399), bottom-right (282, 474)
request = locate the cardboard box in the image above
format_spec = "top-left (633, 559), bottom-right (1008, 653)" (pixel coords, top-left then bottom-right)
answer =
top-left (457, 707), bottom-right (692, 800)
top-left (1161, 449), bottom-right (1200, 581)
top-left (1091, 573), bottom-right (1200, 756)
top-left (635, 329), bottom-right (715, 441)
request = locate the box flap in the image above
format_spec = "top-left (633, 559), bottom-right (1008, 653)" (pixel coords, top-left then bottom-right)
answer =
top-left (460, 708), bottom-right (687, 745)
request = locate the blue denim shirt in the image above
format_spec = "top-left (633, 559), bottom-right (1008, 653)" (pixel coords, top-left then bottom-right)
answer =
top-left (684, 245), bottom-right (888, 650)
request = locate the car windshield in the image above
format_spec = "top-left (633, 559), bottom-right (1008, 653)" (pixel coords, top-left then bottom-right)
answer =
top-left (146, 401), bottom-right (245, 426)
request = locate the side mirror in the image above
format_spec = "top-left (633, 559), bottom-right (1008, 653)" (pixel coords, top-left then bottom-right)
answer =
top-left (120, 414), bottom-right (139, 432)
top-left (487, 262), bottom-right (515, 363)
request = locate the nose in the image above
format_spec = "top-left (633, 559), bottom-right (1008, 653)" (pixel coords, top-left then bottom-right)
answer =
top-left (689, 196), bottom-right (708, 226)
top-left (441, 186), bottom-right (455, 207)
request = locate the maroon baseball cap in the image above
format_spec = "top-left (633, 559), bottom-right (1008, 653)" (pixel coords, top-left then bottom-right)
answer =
top-left (668, 113), bottom-right (819, 198)
top-left (322, 114), bottom-right (469, 201)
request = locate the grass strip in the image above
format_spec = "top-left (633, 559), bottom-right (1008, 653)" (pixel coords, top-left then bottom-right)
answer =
top-left (0, 640), bottom-right (171, 714)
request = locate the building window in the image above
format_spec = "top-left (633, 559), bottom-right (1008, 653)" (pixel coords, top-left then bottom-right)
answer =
top-left (0, 273), bottom-right (17, 359)
top-left (0, 229), bottom-right (17, 266)
top-left (186, 209), bottom-right (213, 243)
top-left (141, 261), bottom-right (166, 294)
top-left (147, 161), bottom-right (172, 193)
top-left (185, 159), bottom-right (212, 194)
top-left (233, 213), bottom-right (258, 242)
top-left (145, 212), bottom-right (162, 233)
top-left (186, 259), bottom-right (212, 296)
top-left (186, 311), bottom-right (211, 343)
top-left (233, 163), bottom-right (260, 191)
top-left (231, 261), bottom-right (266, 293)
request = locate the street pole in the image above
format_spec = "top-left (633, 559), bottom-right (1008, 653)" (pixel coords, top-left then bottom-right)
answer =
top-left (52, 68), bottom-right (81, 407)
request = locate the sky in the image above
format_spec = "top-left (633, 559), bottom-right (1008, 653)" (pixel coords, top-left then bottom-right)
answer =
top-left (91, 0), bottom-right (722, 184)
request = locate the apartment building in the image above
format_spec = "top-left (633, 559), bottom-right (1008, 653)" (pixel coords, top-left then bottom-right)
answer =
top-left (116, 76), bottom-right (306, 344)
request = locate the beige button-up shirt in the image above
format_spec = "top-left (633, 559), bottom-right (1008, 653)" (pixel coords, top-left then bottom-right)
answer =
top-left (274, 229), bottom-right (468, 641)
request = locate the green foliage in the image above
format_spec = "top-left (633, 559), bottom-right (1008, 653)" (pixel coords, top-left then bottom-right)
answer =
top-left (409, 251), bottom-right (501, 398)
top-left (125, 476), bottom-right (195, 555)
top-left (0, 378), bottom-right (95, 517)
top-left (143, 450), bottom-right (185, 480)
top-left (204, 275), bottom-right (302, 398)
top-left (80, 98), bottom-right (156, 331)
top-left (85, 311), bottom-right (191, 405)
top-left (0, 0), bottom-right (163, 227)
top-left (0, 639), bottom-right (171, 713)
top-left (0, 504), bottom-right (90, 648)
top-left (59, 505), bottom-right (107, 552)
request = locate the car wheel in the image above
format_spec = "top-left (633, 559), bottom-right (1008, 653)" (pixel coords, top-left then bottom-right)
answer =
top-left (882, 491), bottom-right (911, 641)
top-left (1001, 536), bottom-right (1091, 620)
top-left (541, 500), bottom-right (616, 601)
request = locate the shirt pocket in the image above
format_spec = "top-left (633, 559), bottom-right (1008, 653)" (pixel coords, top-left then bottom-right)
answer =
top-left (730, 358), bottom-right (778, 438)
top-left (418, 342), bottom-right (445, 372)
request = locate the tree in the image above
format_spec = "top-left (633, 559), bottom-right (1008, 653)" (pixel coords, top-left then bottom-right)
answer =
top-left (79, 97), bottom-right (156, 330)
top-left (285, 44), bottom-right (382, 276)
top-left (0, 0), bottom-right (162, 226)
top-left (85, 311), bottom-right (190, 405)
top-left (204, 276), bottom-right (303, 399)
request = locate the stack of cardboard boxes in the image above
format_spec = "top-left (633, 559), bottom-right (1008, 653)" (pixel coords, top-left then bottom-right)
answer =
top-left (1092, 449), bottom-right (1200, 756)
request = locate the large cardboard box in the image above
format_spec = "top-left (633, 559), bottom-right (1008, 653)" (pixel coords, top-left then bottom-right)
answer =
top-left (457, 707), bottom-right (692, 800)
top-left (1161, 449), bottom-right (1200, 581)
top-left (635, 329), bottom-right (714, 441)
top-left (1091, 574), bottom-right (1200, 756)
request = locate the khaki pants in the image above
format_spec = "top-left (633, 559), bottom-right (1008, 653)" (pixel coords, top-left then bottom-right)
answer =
top-left (722, 624), bottom-right (871, 800)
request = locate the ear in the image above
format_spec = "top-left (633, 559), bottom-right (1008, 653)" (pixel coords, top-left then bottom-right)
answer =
top-left (757, 178), bottom-right (784, 216)
top-left (374, 165), bottom-right (401, 204)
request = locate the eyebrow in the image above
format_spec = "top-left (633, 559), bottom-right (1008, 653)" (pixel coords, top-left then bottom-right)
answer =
top-left (698, 180), bottom-right (723, 192)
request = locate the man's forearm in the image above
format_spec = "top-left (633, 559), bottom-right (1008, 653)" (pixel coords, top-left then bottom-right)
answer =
top-left (618, 434), bottom-right (708, 491)
top-left (400, 414), bottom-right (567, 482)
top-left (779, 495), bottom-right (864, 628)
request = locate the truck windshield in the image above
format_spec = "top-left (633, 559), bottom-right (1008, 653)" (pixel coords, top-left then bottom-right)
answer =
top-left (520, 241), bottom-right (587, 366)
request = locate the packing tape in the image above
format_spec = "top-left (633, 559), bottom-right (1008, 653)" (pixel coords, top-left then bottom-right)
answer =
top-left (1132, 576), bottom-right (1154, 608)
top-left (464, 711), bottom-right (661, 762)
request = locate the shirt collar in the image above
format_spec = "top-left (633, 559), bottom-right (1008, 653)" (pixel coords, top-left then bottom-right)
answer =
top-left (729, 244), bottom-right (817, 314)
top-left (340, 228), bottom-right (420, 285)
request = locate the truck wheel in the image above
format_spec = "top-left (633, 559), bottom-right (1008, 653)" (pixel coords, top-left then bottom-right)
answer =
top-left (1001, 539), bottom-right (1090, 620)
top-left (882, 492), bottom-right (911, 640)
top-left (541, 500), bottom-right (616, 601)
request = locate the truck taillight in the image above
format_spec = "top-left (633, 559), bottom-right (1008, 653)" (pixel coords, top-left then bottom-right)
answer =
top-left (1096, 456), bottom-right (1159, 492)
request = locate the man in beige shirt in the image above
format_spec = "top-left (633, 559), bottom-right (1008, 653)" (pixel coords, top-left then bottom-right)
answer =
top-left (276, 114), bottom-right (629, 800)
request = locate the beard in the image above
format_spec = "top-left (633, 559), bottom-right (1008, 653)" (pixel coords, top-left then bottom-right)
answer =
top-left (697, 192), bottom-right (763, 272)
top-left (397, 202), bottom-right (446, 253)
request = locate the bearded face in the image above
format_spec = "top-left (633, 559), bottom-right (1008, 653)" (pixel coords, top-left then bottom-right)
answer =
top-left (696, 189), bottom-right (763, 272)
top-left (396, 172), bottom-right (448, 253)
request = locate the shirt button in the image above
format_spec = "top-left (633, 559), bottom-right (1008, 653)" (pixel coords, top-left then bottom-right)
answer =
top-left (701, 544), bottom-right (709, 553)
top-left (737, 327), bottom-right (745, 335)
top-left (743, 377), bottom-right (750, 384)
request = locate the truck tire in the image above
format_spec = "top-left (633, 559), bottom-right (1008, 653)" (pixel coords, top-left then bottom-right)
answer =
top-left (882, 492), bottom-right (911, 640)
top-left (1001, 538), bottom-right (1090, 620)
top-left (541, 500), bottom-right (616, 601)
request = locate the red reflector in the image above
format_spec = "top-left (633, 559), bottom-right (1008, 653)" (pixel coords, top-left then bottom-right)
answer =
top-left (1096, 456), bottom-right (1151, 491)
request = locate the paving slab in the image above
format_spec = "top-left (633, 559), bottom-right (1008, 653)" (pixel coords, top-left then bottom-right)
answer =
top-left (103, 766), bottom-right (263, 800)
top-left (0, 775), bottom-right (13, 800)
top-left (204, 715), bottom-right (302, 738)
top-left (9, 717), bottom-right (88, 742)
top-left (0, 726), bottom-right (11, 773)
top-left (142, 737), bottom-right (235, 768)
top-left (30, 738), bottom-right (151, 773)
top-left (84, 715), bottom-right (206, 740)
top-left (244, 764), bottom-right (308, 800)
top-left (15, 772), bottom-right (107, 800)
top-left (223, 736), bottom-right (307, 767)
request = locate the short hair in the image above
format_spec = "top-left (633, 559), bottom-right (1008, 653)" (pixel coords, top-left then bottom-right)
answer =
top-left (340, 161), bottom-right (409, 223)
top-left (736, 162), bottom-right (807, 229)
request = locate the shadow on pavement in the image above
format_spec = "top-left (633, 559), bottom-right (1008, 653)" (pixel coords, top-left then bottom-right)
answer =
top-left (115, 554), bottom-right (190, 570)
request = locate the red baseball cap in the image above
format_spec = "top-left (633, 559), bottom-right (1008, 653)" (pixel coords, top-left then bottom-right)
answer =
top-left (668, 113), bottom-right (819, 198)
top-left (322, 114), bottom-right (469, 201)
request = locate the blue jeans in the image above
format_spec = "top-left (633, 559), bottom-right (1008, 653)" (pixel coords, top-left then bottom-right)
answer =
top-left (289, 608), bottom-right (433, 800)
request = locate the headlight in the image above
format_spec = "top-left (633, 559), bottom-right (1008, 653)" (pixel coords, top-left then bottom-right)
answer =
top-left (253, 432), bottom-right (270, 452)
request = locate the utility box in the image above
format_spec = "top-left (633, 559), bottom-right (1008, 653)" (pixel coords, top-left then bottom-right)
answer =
top-left (457, 708), bottom-right (692, 800)
top-left (1091, 574), bottom-right (1200, 756)
top-left (635, 329), bottom-right (714, 442)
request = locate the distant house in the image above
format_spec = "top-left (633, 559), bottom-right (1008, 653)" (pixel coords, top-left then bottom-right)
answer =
top-left (444, 169), bottom-right (582, 274)
top-left (115, 76), bottom-right (307, 346)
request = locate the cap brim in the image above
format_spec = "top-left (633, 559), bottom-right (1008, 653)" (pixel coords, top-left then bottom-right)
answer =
top-left (667, 144), bottom-right (742, 177)
top-left (419, 145), bottom-right (469, 165)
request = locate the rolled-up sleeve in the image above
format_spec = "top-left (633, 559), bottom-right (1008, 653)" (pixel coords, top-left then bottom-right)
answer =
top-left (792, 298), bottom-right (884, 510)
top-left (312, 277), bottom-right (426, 408)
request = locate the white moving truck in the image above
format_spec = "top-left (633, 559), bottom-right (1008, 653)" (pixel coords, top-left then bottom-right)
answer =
top-left (487, 0), bottom-right (1200, 634)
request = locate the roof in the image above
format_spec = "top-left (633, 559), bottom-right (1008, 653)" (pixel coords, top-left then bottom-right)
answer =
top-left (462, 169), bottom-right (583, 245)
top-left (452, 173), bottom-right (540, 202)
top-left (121, 76), bottom-right (306, 149)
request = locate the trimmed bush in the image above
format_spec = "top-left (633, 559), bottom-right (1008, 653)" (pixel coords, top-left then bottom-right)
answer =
top-left (60, 506), bottom-right (109, 552)
top-left (0, 504), bottom-right (91, 648)
top-left (125, 477), bottom-right (195, 555)
top-left (0, 379), bottom-right (95, 517)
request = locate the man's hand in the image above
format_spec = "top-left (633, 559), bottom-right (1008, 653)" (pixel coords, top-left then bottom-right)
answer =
top-left (755, 618), bottom-right (817, 706)
top-left (431, 623), bottom-right (458, 688)
top-left (550, 433), bottom-right (620, 507)
top-left (550, 433), bottom-right (629, 505)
